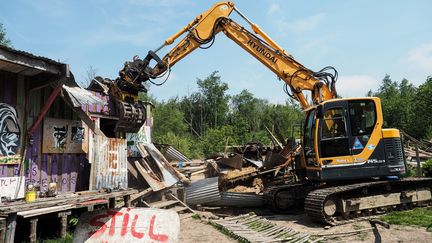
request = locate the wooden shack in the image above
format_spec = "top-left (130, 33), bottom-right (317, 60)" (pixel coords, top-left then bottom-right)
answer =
top-left (0, 46), bottom-right (139, 242)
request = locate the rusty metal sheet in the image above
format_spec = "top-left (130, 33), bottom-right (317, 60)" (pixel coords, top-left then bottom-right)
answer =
top-left (73, 208), bottom-right (180, 243)
top-left (216, 154), bottom-right (243, 169)
top-left (91, 135), bottom-right (128, 190)
top-left (263, 151), bottom-right (287, 169)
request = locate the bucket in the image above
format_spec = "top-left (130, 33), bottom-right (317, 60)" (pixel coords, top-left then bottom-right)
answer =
top-left (25, 191), bottom-right (36, 203)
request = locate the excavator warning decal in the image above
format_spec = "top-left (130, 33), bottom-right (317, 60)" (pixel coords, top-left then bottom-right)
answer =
top-left (353, 137), bottom-right (364, 150)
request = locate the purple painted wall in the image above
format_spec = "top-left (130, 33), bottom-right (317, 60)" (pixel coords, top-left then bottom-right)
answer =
top-left (0, 71), bottom-right (89, 193)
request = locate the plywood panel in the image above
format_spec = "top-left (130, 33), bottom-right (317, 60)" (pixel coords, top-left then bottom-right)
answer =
top-left (42, 117), bottom-right (88, 154)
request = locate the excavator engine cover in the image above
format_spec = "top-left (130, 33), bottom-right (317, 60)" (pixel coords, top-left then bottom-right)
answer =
top-left (115, 99), bottom-right (146, 133)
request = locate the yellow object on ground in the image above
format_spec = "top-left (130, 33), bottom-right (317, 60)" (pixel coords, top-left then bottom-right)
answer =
top-left (25, 191), bottom-right (36, 202)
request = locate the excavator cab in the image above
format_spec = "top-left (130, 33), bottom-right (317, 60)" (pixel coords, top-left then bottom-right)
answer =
top-left (303, 97), bottom-right (406, 181)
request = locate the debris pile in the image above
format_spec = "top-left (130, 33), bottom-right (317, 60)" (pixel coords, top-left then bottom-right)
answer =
top-left (402, 131), bottom-right (432, 161)
top-left (157, 139), bottom-right (300, 208)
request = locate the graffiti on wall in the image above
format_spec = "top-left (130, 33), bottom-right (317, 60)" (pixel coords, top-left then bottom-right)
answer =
top-left (53, 125), bottom-right (68, 149)
top-left (0, 103), bottom-right (21, 164)
top-left (43, 118), bottom-right (88, 154)
top-left (72, 126), bottom-right (85, 143)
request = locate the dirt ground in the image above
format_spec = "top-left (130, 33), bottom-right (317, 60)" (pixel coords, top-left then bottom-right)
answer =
top-left (179, 216), bottom-right (236, 243)
top-left (179, 209), bottom-right (432, 243)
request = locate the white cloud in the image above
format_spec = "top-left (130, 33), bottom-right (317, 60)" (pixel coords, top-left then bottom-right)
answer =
top-left (277, 13), bottom-right (326, 34)
top-left (407, 43), bottom-right (432, 71)
top-left (267, 3), bottom-right (280, 15)
top-left (337, 75), bottom-right (379, 97)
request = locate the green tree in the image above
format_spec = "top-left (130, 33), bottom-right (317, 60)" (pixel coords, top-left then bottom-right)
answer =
top-left (261, 100), bottom-right (304, 143)
top-left (371, 75), bottom-right (416, 133)
top-left (0, 23), bottom-right (11, 47)
top-left (200, 125), bottom-right (238, 157)
top-left (152, 98), bottom-right (188, 139)
top-left (411, 76), bottom-right (432, 139)
top-left (196, 71), bottom-right (229, 130)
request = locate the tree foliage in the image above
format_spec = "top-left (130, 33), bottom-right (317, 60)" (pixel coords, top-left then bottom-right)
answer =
top-left (0, 23), bottom-right (11, 47)
top-left (369, 75), bottom-right (432, 139)
top-left (148, 71), bottom-right (304, 158)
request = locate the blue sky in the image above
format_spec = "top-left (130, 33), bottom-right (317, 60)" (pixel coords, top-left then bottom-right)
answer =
top-left (1, 0), bottom-right (432, 103)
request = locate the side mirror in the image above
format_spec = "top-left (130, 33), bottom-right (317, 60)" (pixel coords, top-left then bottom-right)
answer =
top-left (316, 105), bottom-right (324, 119)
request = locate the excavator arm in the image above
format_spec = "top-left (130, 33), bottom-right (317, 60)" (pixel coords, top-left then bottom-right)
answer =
top-left (119, 1), bottom-right (337, 109)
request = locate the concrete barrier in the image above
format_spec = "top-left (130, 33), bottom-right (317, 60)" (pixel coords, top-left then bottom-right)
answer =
top-left (73, 208), bottom-right (180, 243)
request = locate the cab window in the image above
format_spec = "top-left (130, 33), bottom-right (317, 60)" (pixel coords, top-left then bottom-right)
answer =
top-left (320, 107), bottom-right (350, 157)
top-left (349, 100), bottom-right (376, 136)
top-left (322, 108), bottom-right (346, 139)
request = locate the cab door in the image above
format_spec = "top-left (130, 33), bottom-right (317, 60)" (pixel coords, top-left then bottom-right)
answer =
top-left (318, 101), bottom-right (351, 158)
top-left (347, 100), bottom-right (376, 155)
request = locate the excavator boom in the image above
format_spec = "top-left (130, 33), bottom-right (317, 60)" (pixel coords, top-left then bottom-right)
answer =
top-left (119, 1), bottom-right (337, 109)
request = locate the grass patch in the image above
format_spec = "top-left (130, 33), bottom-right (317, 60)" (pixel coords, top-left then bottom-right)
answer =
top-left (191, 213), bottom-right (201, 220)
top-left (381, 207), bottom-right (432, 229)
top-left (207, 221), bottom-right (249, 243)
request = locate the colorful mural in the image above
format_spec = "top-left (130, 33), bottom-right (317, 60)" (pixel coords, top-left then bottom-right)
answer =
top-left (0, 103), bottom-right (21, 164)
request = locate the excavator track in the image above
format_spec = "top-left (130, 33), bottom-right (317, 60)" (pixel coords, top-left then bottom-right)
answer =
top-left (304, 177), bottom-right (432, 225)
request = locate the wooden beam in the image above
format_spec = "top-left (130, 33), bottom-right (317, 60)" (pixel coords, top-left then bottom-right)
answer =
top-left (29, 218), bottom-right (38, 243)
top-left (5, 213), bottom-right (16, 243)
top-left (27, 85), bottom-right (62, 135)
top-left (71, 106), bottom-right (105, 137)
top-left (58, 211), bottom-right (71, 239)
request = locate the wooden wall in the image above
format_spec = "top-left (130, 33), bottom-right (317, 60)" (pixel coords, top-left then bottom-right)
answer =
top-left (0, 71), bottom-right (89, 193)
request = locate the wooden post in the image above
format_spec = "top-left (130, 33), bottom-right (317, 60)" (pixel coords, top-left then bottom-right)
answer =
top-left (29, 218), bottom-right (38, 243)
top-left (109, 198), bottom-right (116, 208)
top-left (415, 144), bottom-right (422, 176)
top-left (5, 213), bottom-right (17, 243)
top-left (124, 195), bottom-right (131, 207)
top-left (0, 218), bottom-right (6, 243)
top-left (58, 211), bottom-right (71, 239)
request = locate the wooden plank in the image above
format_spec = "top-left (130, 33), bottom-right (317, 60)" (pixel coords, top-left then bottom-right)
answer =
top-left (70, 155), bottom-right (78, 192)
top-left (78, 154), bottom-right (86, 191)
top-left (130, 188), bottom-right (153, 202)
top-left (29, 155), bottom-right (39, 185)
top-left (5, 213), bottom-right (17, 243)
top-left (61, 154), bottom-right (69, 192)
top-left (51, 154), bottom-right (59, 189)
top-left (0, 166), bottom-right (7, 177)
top-left (40, 155), bottom-right (48, 192)
top-left (149, 200), bottom-right (178, 209)
top-left (18, 205), bottom-right (75, 218)
top-left (29, 217), bottom-right (38, 243)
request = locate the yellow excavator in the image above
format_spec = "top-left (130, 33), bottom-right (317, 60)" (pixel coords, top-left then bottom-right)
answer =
top-left (117, 1), bottom-right (432, 225)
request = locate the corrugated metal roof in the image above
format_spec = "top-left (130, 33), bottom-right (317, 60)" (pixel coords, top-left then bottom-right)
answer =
top-left (0, 45), bottom-right (65, 65)
top-left (0, 45), bottom-right (66, 76)
top-left (62, 85), bottom-right (104, 107)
